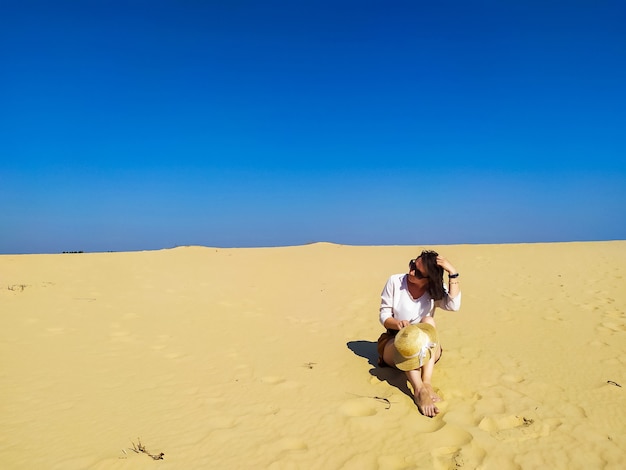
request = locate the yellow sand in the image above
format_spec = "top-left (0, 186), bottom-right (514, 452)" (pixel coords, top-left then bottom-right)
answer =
top-left (1, 241), bottom-right (625, 469)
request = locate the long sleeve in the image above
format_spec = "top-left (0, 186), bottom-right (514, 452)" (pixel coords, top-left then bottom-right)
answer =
top-left (435, 288), bottom-right (461, 311)
top-left (379, 277), bottom-right (395, 326)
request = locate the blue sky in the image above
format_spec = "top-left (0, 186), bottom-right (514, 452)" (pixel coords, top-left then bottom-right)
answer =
top-left (2, 0), bottom-right (625, 253)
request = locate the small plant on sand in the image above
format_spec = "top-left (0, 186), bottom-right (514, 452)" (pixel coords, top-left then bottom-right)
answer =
top-left (129, 437), bottom-right (164, 460)
top-left (7, 284), bottom-right (28, 292)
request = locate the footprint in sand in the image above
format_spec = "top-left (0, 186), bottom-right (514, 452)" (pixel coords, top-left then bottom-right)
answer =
top-left (259, 376), bottom-right (302, 390)
top-left (339, 398), bottom-right (378, 417)
top-left (242, 309), bottom-right (263, 319)
top-left (603, 355), bottom-right (626, 366)
top-left (275, 437), bottom-right (308, 452)
top-left (245, 403), bottom-right (281, 416)
top-left (478, 414), bottom-right (550, 442)
top-left (544, 315), bottom-right (567, 322)
top-left (265, 437), bottom-right (309, 467)
top-left (543, 307), bottom-right (564, 322)
top-left (554, 401), bottom-right (587, 419)
top-left (501, 374), bottom-right (524, 384)
top-left (164, 351), bottom-right (188, 360)
top-left (207, 415), bottom-right (237, 430)
top-left (260, 376), bottom-right (286, 385)
top-left (603, 309), bottom-right (625, 320)
top-left (45, 327), bottom-right (66, 335)
top-left (430, 423), bottom-right (473, 447)
top-left (431, 446), bottom-right (466, 470)
top-left (597, 321), bottom-right (626, 333)
top-left (444, 348), bottom-right (474, 366)
top-left (150, 335), bottom-right (172, 351)
top-left (109, 330), bottom-right (132, 342)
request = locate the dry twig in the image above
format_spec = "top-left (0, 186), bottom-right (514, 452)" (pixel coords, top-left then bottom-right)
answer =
top-left (348, 392), bottom-right (393, 409)
top-left (129, 438), bottom-right (164, 460)
top-left (7, 284), bottom-right (28, 292)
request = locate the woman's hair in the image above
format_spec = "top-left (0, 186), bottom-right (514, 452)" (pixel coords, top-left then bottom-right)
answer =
top-left (419, 250), bottom-right (444, 301)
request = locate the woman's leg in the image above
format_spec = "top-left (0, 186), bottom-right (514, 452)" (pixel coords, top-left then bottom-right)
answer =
top-left (419, 316), bottom-right (442, 403)
top-left (405, 368), bottom-right (439, 417)
top-left (382, 319), bottom-right (441, 418)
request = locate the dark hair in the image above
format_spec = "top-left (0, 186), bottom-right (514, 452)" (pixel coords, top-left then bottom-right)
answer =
top-left (419, 250), bottom-right (444, 301)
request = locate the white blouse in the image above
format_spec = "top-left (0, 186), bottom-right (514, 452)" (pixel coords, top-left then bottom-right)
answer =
top-left (379, 274), bottom-right (461, 326)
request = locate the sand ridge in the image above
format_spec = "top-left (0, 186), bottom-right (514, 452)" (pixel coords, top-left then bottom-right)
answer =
top-left (1, 241), bottom-right (625, 469)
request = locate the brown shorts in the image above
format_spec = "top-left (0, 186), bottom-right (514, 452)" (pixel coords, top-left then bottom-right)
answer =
top-left (376, 330), bottom-right (396, 367)
top-left (376, 330), bottom-right (443, 368)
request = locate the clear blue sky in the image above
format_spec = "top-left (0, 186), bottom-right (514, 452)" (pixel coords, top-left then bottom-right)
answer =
top-left (2, 0), bottom-right (625, 253)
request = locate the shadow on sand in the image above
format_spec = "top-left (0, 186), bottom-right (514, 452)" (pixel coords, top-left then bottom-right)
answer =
top-left (346, 339), bottom-right (412, 400)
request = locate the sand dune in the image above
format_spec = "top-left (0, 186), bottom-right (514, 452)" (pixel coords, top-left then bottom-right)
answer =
top-left (1, 241), bottom-right (625, 469)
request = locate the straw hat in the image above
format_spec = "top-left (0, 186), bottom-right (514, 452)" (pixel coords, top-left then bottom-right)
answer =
top-left (393, 323), bottom-right (439, 371)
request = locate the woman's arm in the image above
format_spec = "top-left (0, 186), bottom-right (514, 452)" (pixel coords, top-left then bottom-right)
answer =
top-left (379, 277), bottom-right (395, 325)
top-left (380, 275), bottom-right (414, 330)
top-left (437, 255), bottom-right (460, 299)
top-left (379, 275), bottom-right (412, 329)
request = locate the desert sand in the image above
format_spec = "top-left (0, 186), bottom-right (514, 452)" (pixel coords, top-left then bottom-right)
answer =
top-left (1, 241), bottom-right (625, 469)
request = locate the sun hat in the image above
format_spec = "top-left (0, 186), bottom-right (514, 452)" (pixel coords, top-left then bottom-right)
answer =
top-left (392, 323), bottom-right (439, 371)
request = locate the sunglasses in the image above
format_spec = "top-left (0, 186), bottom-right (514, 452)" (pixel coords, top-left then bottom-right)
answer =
top-left (409, 259), bottom-right (428, 279)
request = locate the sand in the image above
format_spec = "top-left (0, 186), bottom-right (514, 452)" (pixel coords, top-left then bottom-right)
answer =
top-left (1, 241), bottom-right (625, 469)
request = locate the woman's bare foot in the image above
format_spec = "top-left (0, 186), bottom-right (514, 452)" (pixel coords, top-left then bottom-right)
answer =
top-left (424, 383), bottom-right (441, 402)
top-left (414, 388), bottom-right (439, 417)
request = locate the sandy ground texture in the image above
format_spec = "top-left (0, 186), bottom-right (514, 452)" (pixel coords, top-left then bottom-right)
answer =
top-left (1, 241), bottom-right (625, 469)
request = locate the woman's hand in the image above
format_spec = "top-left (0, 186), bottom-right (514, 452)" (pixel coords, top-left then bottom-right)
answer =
top-left (436, 255), bottom-right (458, 275)
top-left (384, 318), bottom-right (411, 330)
top-left (397, 320), bottom-right (410, 329)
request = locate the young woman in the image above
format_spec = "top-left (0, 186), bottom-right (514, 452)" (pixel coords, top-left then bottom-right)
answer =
top-left (377, 250), bottom-right (461, 417)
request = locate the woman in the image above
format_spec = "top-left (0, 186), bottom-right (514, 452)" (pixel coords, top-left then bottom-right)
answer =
top-left (377, 250), bottom-right (461, 417)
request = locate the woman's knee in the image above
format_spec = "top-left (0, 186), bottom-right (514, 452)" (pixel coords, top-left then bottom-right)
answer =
top-left (420, 316), bottom-right (436, 328)
top-left (382, 339), bottom-right (397, 368)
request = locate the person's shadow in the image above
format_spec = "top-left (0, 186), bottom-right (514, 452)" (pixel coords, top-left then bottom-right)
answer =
top-left (346, 339), bottom-right (412, 399)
